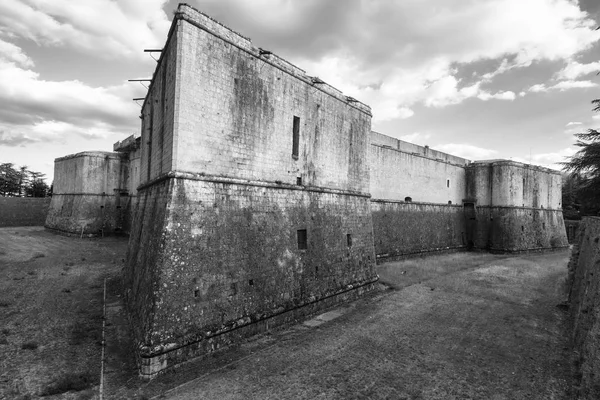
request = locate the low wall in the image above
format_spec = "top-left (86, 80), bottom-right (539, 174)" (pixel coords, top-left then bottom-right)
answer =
top-left (567, 217), bottom-right (600, 399)
top-left (371, 200), bottom-right (467, 260)
top-left (565, 219), bottom-right (581, 244)
top-left (0, 197), bottom-right (51, 227)
top-left (471, 207), bottom-right (568, 252)
top-left (45, 193), bottom-right (129, 235)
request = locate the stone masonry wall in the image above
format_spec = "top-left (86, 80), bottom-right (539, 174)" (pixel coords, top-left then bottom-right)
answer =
top-left (471, 207), bottom-right (568, 252)
top-left (465, 161), bottom-right (567, 252)
top-left (369, 133), bottom-right (469, 258)
top-left (173, 6), bottom-right (371, 192)
top-left (139, 21), bottom-right (177, 186)
top-left (127, 178), bottom-right (376, 372)
top-left (369, 140), bottom-right (468, 204)
top-left (371, 200), bottom-right (466, 260)
top-left (567, 217), bottom-right (600, 399)
top-left (125, 4), bottom-right (377, 377)
top-left (45, 152), bottom-right (126, 235)
top-left (0, 197), bottom-right (51, 227)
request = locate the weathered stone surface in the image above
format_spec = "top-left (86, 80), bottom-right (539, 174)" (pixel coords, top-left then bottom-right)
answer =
top-left (0, 197), bottom-right (50, 227)
top-left (124, 4), bottom-right (377, 377)
top-left (45, 152), bottom-right (126, 235)
top-left (465, 161), bottom-right (567, 252)
top-left (567, 217), bottom-right (600, 399)
top-left (45, 139), bottom-right (141, 235)
top-left (120, 3), bottom-right (569, 378)
top-left (371, 201), bottom-right (467, 260)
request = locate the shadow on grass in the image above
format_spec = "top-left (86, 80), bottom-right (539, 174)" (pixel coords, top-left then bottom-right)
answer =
top-left (70, 320), bottom-right (102, 346)
top-left (40, 372), bottom-right (96, 396)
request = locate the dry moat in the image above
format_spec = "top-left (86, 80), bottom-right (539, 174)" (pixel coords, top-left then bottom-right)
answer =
top-left (0, 226), bottom-right (574, 399)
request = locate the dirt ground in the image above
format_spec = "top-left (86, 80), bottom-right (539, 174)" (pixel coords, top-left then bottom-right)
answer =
top-left (0, 227), bottom-right (128, 400)
top-left (1, 227), bottom-right (574, 399)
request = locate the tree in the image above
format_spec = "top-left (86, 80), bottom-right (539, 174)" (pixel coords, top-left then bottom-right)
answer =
top-left (26, 172), bottom-right (49, 197)
top-left (17, 165), bottom-right (30, 196)
top-left (0, 163), bottom-right (20, 196)
top-left (0, 163), bottom-right (50, 197)
top-left (562, 99), bottom-right (600, 216)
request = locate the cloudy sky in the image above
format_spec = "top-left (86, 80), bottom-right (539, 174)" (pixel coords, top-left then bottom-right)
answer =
top-left (1, 0), bottom-right (600, 182)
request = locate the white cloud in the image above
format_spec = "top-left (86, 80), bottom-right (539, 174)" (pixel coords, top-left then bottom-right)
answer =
top-left (433, 144), bottom-right (498, 160)
top-left (529, 84), bottom-right (548, 93)
top-left (593, 115), bottom-right (600, 121)
top-left (551, 80), bottom-right (597, 90)
top-left (422, 77), bottom-right (515, 107)
top-left (564, 119), bottom-right (598, 136)
top-left (527, 80), bottom-right (597, 93)
top-left (0, 38), bottom-right (34, 67)
top-left (477, 90), bottom-right (516, 101)
top-left (0, 51), bottom-right (139, 146)
top-left (399, 132), bottom-right (432, 145)
top-left (240, 0), bottom-right (600, 118)
top-left (0, 0), bottom-right (171, 59)
top-left (556, 61), bottom-right (600, 80)
top-left (530, 147), bottom-right (576, 168)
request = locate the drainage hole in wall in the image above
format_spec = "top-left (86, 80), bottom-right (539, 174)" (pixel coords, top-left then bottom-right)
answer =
top-left (248, 279), bottom-right (254, 286)
top-left (297, 229), bottom-right (308, 250)
top-left (194, 289), bottom-right (199, 298)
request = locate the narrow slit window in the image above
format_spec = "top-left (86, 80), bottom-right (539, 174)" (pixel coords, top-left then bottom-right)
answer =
top-left (297, 229), bottom-right (307, 250)
top-left (292, 116), bottom-right (300, 159)
top-left (447, 179), bottom-right (450, 188)
top-left (347, 234), bottom-right (352, 247)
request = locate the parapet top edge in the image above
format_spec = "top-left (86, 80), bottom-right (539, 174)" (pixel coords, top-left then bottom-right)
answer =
top-left (468, 159), bottom-right (562, 175)
top-left (175, 3), bottom-right (372, 115)
top-left (177, 3), bottom-right (251, 42)
top-left (54, 151), bottom-right (124, 162)
top-left (370, 143), bottom-right (470, 168)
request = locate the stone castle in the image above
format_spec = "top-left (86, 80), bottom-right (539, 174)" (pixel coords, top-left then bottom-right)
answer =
top-left (45, 3), bottom-right (568, 378)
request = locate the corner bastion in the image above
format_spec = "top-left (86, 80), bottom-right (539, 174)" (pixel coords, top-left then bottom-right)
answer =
top-left (465, 160), bottom-right (567, 252)
top-left (45, 136), bottom-right (141, 235)
top-left (123, 3), bottom-right (378, 378)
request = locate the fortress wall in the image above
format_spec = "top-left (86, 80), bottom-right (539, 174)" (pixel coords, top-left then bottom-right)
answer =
top-left (0, 197), bottom-right (51, 227)
top-left (471, 207), bottom-right (568, 251)
top-left (125, 4), bottom-right (377, 377)
top-left (369, 142), bottom-right (468, 203)
top-left (467, 161), bottom-right (562, 209)
top-left (129, 178), bottom-right (375, 373)
top-left (138, 23), bottom-right (178, 186)
top-left (113, 136), bottom-right (142, 233)
top-left (465, 162), bottom-right (567, 251)
top-left (369, 132), bottom-right (469, 258)
top-left (371, 200), bottom-right (466, 259)
top-left (566, 217), bottom-right (600, 399)
top-left (45, 152), bottom-right (126, 235)
top-left (173, 7), bottom-right (370, 193)
top-left (370, 132), bottom-right (469, 165)
top-left (123, 146), bottom-right (142, 233)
